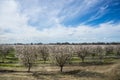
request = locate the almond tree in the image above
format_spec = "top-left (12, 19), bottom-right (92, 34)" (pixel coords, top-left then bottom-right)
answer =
top-left (95, 46), bottom-right (105, 62)
top-left (105, 45), bottom-right (114, 56)
top-left (50, 45), bottom-right (72, 72)
top-left (75, 45), bottom-right (90, 63)
top-left (89, 46), bottom-right (98, 62)
top-left (15, 45), bottom-right (37, 72)
top-left (114, 45), bottom-right (120, 58)
top-left (0, 45), bottom-right (12, 63)
top-left (37, 46), bottom-right (49, 63)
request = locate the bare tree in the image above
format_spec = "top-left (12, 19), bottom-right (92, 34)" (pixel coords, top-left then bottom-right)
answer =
top-left (37, 46), bottom-right (49, 63)
top-left (114, 45), bottom-right (120, 57)
top-left (0, 45), bottom-right (12, 63)
top-left (89, 46), bottom-right (98, 62)
top-left (15, 45), bottom-right (37, 72)
top-left (75, 45), bottom-right (90, 63)
top-left (50, 45), bottom-right (72, 72)
top-left (95, 46), bottom-right (105, 62)
top-left (105, 45), bottom-right (114, 56)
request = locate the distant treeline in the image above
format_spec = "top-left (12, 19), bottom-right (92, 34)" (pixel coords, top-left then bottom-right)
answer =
top-left (1, 42), bottom-right (120, 45)
top-left (49, 42), bottom-right (120, 45)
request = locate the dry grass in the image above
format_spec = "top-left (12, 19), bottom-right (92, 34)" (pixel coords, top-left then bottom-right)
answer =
top-left (105, 63), bottom-right (120, 80)
top-left (0, 60), bottom-right (120, 80)
top-left (0, 66), bottom-right (110, 80)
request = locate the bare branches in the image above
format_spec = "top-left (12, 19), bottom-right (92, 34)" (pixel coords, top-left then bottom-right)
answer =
top-left (105, 45), bottom-right (114, 56)
top-left (0, 45), bottom-right (13, 63)
top-left (12, 44), bottom-right (120, 73)
top-left (75, 45), bottom-right (90, 63)
top-left (51, 45), bottom-right (72, 72)
top-left (15, 45), bottom-right (37, 72)
top-left (37, 46), bottom-right (49, 63)
top-left (114, 45), bottom-right (120, 57)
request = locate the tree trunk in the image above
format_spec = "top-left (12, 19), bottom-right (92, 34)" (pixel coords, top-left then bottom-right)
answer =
top-left (60, 66), bottom-right (63, 72)
top-left (92, 56), bottom-right (95, 62)
top-left (81, 57), bottom-right (84, 63)
top-left (28, 63), bottom-right (31, 72)
top-left (44, 60), bottom-right (46, 64)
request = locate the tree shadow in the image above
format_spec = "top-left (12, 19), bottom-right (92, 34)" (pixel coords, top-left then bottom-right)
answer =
top-left (0, 70), bottom-right (15, 73)
top-left (79, 61), bottom-right (115, 67)
top-left (32, 71), bottom-right (56, 76)
top-left (66, 61), bottom-right (115, 67)
top-left (63, 69), bottom-right (106, 78)
top-left (32, 71), bottom-right (59, 79)
top-left (0, 69), bottom-right (29, 73)
top-left (32, 69), bottom-right (106, 79)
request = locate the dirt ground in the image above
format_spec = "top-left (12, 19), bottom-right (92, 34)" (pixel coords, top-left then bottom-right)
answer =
top-left (0, 62), bottom-right (119, 80)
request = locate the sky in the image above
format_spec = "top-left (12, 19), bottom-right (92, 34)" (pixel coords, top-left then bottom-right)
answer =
top-left (0, 0), bottom-right (120, 44)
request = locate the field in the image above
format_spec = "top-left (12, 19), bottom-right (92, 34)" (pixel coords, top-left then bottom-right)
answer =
top-left (0, 45), bottom-right (120, 80)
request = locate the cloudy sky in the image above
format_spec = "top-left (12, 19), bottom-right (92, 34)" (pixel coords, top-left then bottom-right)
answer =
top-left (0, 0), bottom-right (120, 43)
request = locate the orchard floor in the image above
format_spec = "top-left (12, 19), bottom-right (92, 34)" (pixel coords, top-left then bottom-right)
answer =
top-left (0, 60), bottom-right (120, 80)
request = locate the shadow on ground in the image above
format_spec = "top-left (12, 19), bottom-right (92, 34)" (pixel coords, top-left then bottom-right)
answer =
top-left (0, 70), bottom-right (15, 73)
top-left (0, 69), bottom-right (107, 80)
top-left (63, 69), bottom-right (106, 78)
top-left (69, 61), bottom-right (115, 66)
top-left (0, 69), bottom-right (28, 73)
top-left (32, 69), bottom-right (106, 79)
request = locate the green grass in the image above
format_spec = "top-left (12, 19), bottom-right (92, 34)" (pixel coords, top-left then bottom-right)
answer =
top-left (71, 56), bottom-right (80, 61)
top-left (36, 60), bottom-right (52, 64)
top-left (6, 57), bottom-right (18, 62)
top-left (0, 49), bottom-right (120, 80)
top-left (0, 56), bottom-right (119, 80)
top-left (0, 63), bottom-right (22, 67)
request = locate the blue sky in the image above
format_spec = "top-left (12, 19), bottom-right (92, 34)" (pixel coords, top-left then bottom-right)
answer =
top-left (0, 0), bottom-right (120, 43)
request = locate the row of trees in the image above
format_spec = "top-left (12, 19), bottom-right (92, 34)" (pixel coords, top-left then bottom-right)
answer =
top-left (0, 45), bottom-right (120, 72)
top-left (0, 45), bottom-right (14, 63)
top-left (7, 42), bottom-right (120, 45)
top-left (14, 45), bottom-right (73, 72)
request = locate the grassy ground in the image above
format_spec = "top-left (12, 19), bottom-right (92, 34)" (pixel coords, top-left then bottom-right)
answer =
top-left (0, 58), bottom-right (120, 80)
top-left (0, 53), bottom-right (120, 80)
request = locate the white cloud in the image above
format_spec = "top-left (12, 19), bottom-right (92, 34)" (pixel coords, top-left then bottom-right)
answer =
top-left (59, 0), bottom-right (100, 21)
top-left (0, 0), bottom-right (120, 44)
top-left (17, 0), bottom-right (102, 28)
